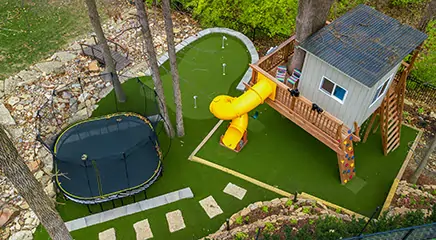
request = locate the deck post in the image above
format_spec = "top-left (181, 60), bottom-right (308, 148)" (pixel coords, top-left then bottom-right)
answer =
top-left (290, 96), bottom-right (297, 111)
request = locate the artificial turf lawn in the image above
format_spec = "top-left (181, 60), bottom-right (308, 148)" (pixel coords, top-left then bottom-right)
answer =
top-left (34, 33), bottom-right (273, 240)
top-left (197, 106), bottom-right (418, 217)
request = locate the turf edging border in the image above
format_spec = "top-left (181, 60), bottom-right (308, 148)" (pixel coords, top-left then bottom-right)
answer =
top-left (380, 124), bottom-right (424, 213)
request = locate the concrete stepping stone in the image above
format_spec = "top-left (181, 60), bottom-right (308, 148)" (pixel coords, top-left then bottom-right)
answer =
top-left (199, 196), bottom-right (223, 219)
top-left (133, 219), bottom-right (153, 239)
top-left (166, 210), bottom-right (186, 233)
top-left (223, 182), bottom-right (247, 200)
top-left (99, 228), bottom-right (116, 240)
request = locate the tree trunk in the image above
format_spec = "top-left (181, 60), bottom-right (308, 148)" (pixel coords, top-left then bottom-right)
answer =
top-left (410, 137), bottom-right (436, 184)
top-left (288, 0), bottom-right (335, 75)
top-left (162, 0), bottom-right (185, 137)
top-left (135, 0), bottom-right (176, 138)
top-left (417, 0), bottom-right (436, 32)
top-left (0, 126), bottom-right (72, 240)
top-left (84, 0), bottom-right (126, 103)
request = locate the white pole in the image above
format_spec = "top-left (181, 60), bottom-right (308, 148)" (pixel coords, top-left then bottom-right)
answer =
top-left (222, 36), bottom-right (227, 49)
top-left (222, 63), bottom-right (226, 76)
top-left (193, 96), bottom-right (198, 108)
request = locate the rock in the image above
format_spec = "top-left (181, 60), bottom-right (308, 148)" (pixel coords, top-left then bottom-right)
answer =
top-left (8, 96), bottom-right (20, 106)
top-left (5, 126), bottom-right (23, 139)
top-left (20, 202), bottom-right (29, 210)
top-left (388, 207), bottom-right (410, 217)
top-left (1, 227), bottom-right (10, 239)
top-left (51, 51), bottom-right (76, 63)
top-left (26, 160), bottom-right (41, 172)
top-left (271, 198), bottom-right (281, 207)
top-left (431, 112), bottom-right (436, 119)
top-left (403, 98), bottom-right (413, 106)
top-left (4, 76), bottom-right (17, 93)
top-left (34, 170), bottom-right (44, 181)
top-left (9, 230), bottom-right (32, 240)
top-left (248, 203), bottom-right (258, 211)
top-left (0, 103), bottom-right (16, 125)
top-left (44, 181), bottom-right (56, 198)
top-left (35, 61), bottom-right (64, 74)
top-left (38, 148), bottom-right (53, 173)
top-left (78, 92), bottom-right (89, 102)
top-left (0, 80), bottom-right (4, 96)
top-left (68, 108), bottom-right (89, 124)
top-left (0, 207), bottom-right (19, 227)
top-left (240, 208), bottom-right (250, 216)
top-left (15, 105), bottom-right (24, 111)
top-left (88, 60), bottom-right (100, 72)
top-left (68, 42), bottom-right (82, 52)
top-left (16, 70), bottom-right (41, 87)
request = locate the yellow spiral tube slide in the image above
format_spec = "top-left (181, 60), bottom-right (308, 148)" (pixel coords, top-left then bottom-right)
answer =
top-left (209, 74), bottom-right (276, 150)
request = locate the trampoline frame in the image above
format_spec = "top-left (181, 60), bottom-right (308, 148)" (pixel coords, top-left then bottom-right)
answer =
top-left (53, 112), bottom-right (163, 205)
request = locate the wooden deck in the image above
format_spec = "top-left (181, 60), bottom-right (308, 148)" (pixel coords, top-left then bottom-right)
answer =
top-left (251, 37), bottom-right (359, 155)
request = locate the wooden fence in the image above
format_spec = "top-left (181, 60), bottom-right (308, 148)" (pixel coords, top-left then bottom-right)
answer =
top-left (405, 75), bottom-right (436, 107)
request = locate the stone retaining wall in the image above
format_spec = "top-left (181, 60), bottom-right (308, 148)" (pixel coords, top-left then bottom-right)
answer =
top-left (203, 197), bottom-right (354, 240)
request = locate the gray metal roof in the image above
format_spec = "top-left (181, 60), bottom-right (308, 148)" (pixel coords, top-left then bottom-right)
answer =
top-left (299, 4), bottom-right (427, 88)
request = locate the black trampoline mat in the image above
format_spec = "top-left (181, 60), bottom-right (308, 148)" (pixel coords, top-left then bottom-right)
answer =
top-left (54, 113), bottom-right (161, 201)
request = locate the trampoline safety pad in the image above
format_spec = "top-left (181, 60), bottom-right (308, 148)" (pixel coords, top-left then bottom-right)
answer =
top-left (54, 113), bottom-right (162, 204)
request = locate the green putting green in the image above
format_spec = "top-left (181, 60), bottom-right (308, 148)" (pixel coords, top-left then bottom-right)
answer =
top-left (197, 106), bottom-right (418, 217)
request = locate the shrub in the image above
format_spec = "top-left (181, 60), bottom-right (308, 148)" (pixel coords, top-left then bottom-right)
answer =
top-left (315, 216), bottom-right (346, 240)
top-left (295, 224), bottom-right (312, 240)
top-left (412, 20), bottom-right (436, 85)
top-left (235, 231), bottom-right (248, 240)
top-left (284, 225), bottom-right (293, 240)
top-left (390, 0), bottom-right (426, 6)
top-left (302, 207), bottom-right (310, 214)
top-left (264, 222), bottom-right (275, 233)
top-left (286, 199), bottom-right (293, 207)
top-left (427, 203), bottom-right (436, 222)
top-left (262, 206), bottom-right (269, 213)
top-left (179, 0), bottom-right (298, 37)
top-left (400, 210), bottom-right (426, 228)
top-left (235, 216), bottom-right (243, 225)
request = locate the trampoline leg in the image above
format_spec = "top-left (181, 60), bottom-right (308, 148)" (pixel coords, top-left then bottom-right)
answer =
top-left (112, 200), bottom-right (115, 208)
top-left (99, 203), bottom-right (103, 211)
top-left (120, 198), bottom-right (124, 206)
top-left (87, 205), bottom-right (92, 214)
top-left (133, 195), bottom-right (136, 202)
top-left (144, 191), bottom-right (147, 199)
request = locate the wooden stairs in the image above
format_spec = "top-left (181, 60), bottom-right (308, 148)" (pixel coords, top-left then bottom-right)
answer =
top-left (364, 67), bottom-right (409, 156)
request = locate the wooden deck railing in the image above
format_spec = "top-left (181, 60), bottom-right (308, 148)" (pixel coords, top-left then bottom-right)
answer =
top-left (257, 36), bottom-right (295, 75)
top-left (250, 36), bottom-right (356, 155)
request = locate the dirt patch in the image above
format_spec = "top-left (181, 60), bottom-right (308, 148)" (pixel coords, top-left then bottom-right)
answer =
top-left (402, 167), bottom-right (436, 185)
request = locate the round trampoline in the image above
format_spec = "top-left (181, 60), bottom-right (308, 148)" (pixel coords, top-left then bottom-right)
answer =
top-left (53, 112), bottom-right (162, 204)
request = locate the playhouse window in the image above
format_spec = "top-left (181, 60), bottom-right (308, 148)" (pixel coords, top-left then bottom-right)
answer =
top-left (320, 77), bottom-right (347, 103)
top-left (370, 75), bottom-right (392, 106)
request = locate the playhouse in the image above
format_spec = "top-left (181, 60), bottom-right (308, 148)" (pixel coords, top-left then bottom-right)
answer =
top-left (209, 5), bottom-right (427, 184)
